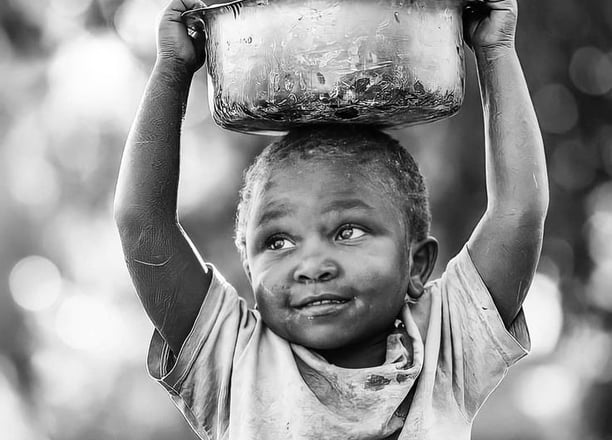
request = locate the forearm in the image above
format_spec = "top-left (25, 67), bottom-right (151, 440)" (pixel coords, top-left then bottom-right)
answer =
top-left (114, 65), bottom-right (193, 226)
top-left (114, 65), bottom-right (212, 353)
top-left (476, 48), bottom-right (549, 217)
top-left (467, 47), bottom-right (549, 325)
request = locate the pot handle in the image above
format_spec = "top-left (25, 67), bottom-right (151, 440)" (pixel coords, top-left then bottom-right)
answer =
top-left (181, 0), bottom-right (245, 33)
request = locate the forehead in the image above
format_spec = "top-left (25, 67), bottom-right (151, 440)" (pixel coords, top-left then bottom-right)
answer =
top-left (250, 159), bottom-right (403, 221)
top-left (265, 155), bottom-right (394, 190)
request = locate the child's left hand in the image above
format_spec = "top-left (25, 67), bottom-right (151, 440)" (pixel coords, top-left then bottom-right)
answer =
top-left (463, 0), bottom-right (518, 54)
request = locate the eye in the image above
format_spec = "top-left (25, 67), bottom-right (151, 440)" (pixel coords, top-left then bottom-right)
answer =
top-left (265, 236), bottom-right (295, 251)
top-left (336, 225), bottom-right (366, 241)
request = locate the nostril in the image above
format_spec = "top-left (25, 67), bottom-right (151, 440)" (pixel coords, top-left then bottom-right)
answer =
top-left (318, 271), bottom-right (334, 282)
top-left (297, 272), bottom-right (333, 283)
top-left (294, 262), bottom-right (339, 283)
top-left (297, 274), bottom-right (313, 283)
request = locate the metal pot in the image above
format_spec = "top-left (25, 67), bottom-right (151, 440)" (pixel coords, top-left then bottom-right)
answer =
top-left (183, 0), bottom-right (473, 135)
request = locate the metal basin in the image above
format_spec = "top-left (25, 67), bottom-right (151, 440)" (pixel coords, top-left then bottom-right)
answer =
top-left (183, 0), bottom-right (473, 134)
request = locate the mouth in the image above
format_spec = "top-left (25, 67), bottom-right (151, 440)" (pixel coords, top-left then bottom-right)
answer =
top-left (293, 294), bottom-right (351, 317)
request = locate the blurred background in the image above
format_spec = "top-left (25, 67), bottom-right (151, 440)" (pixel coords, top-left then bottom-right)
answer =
top-left (0, 0), bottom-right (611, 439)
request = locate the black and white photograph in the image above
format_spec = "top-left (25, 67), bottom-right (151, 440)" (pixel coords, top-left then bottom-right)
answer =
top-left (0, 1), bottom-right (610, 439)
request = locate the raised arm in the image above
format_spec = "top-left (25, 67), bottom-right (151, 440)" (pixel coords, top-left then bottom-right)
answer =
top-left (114, 0), bottom-right (211, 355)
top-left (463, 0), bottom-right (549, 327)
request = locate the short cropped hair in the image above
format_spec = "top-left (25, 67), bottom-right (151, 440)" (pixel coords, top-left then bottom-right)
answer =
top-left (234, 125), bottom-right (431, 264)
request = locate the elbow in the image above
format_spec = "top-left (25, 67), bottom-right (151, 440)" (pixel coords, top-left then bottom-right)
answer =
top-left (113, 205), bottom-right (145, 247)
top-left (113, 196), bottom-right (138, 236)
top-left (113, 199), bottom-right (179, 248)
top-left (494, 180), bottom-right (550, 224)
top-left (516, 199), bottom-right (549, 228)
top-left (113, 199), bottom-right (156, 244)
top-left (525, 190), bottom-right (549, 224)
top-left (490, 194), bottom-right (549, 231)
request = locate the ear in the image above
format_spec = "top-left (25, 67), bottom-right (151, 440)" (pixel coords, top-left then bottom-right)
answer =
top-left (407, 237), bottom-right (439, 300)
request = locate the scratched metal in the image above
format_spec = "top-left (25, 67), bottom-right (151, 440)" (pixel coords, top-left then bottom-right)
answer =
top-left (185, 0), bottom-right (468, 134)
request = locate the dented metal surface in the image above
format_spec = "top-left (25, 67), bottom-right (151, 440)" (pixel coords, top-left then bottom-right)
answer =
top-left (184, 0), bottom-right (469, 134)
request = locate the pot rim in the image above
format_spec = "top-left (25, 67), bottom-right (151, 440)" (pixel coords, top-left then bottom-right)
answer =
top-left (181, 0), bottom-right (483, 19)
top-left (181, 0), bottom-right (244, 18)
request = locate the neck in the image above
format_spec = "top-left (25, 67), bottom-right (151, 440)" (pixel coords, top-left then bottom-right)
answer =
top-left (313, 330), bottom-right (391, 369)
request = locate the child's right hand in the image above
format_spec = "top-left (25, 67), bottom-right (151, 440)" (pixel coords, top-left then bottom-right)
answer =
top-left (156, 0), bottom-right (207, 77)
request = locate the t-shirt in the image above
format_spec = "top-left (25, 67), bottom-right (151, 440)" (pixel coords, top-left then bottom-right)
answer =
top-left (147, 247), bottom-right (530, 440)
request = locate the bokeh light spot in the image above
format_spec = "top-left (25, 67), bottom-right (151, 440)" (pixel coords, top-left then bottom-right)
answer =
top-left (523, 273), bottom-right (563, 358)
top-left (7, 157), bottom-right (61, 212)
top-left (587, 260), bottom-right (612, 312)
top-left (9, 256), bottom-right (62, 312)
top-left (46, 33), bottom-right (145, 128)
top-left (179, 127), bottom-right (241, 217)
top-left (514, 364), bottom-right (580, 420)
top-left (569, 47), bottom-right (612, 96)
top-left (551, 139), bottom-right (596, 191)
top-left (49, 0), bottom-right (93, 17)
top-left (586, 181), bottom-right (612, 215)
top-left (587, 211), bottom-right (612, 262)
top-left (533, 83), bottom-right (579, 134)
top-left (54, 292), bottom-right (125, 355)
top-left (114, 0), bottom-right (165, 57)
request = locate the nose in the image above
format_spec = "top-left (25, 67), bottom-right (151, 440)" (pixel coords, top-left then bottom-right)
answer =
top-left (293, 256), bottom-right (339, 283)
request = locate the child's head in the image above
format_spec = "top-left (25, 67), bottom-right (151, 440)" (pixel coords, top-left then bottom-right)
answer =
top-left (234, 125), bottom-right (438, 353)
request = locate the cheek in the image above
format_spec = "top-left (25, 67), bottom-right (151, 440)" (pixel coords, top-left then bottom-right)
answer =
top-left (252, 279), bottom-right (296, 340)
top-left (348, 247), bottom-right (410, 310)
top-left (252, 273), bottom-right (289, 311)
top-left (352, 241), bottom-right (408, 285)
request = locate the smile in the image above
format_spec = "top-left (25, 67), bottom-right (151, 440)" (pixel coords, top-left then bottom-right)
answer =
top-left (302, 299), bottom-right (347, 307)
top-left (294, 295), bottom-right (351, 317)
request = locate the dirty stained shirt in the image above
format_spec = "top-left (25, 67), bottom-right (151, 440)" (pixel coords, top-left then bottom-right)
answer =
top-left (147, 247), bottom-right (530, 440)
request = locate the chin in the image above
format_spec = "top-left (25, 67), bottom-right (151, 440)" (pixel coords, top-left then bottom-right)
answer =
top-left (292, 327), bottom-right (377, 352)
top-left (269, 324), bottom-right (352, 351)
top-left (297, 336), bottom-right (349, 351)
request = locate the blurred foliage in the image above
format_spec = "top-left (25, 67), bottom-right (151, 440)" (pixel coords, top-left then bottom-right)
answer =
top-left (0, 0), bottom-right (611, 439)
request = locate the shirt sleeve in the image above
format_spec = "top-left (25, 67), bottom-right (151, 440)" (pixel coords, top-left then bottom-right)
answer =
top-left (146, 264), bottom-right (259, 439)
top-left (433, 246), bottom-right (530, 420)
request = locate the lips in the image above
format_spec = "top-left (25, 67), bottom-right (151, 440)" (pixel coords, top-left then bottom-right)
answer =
top-left (294, 293), bottom-right (350, 309)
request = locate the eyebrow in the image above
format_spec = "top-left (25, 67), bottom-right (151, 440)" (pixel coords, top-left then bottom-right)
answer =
top-left (255, 201), bottom-right (294, 227)
top-left (255, 198), bottom-right (376, 228)
top-left (322, 198), bottom-right (376, 213)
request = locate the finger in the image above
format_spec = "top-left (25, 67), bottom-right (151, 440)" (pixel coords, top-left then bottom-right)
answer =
top-left (161, 0), bottom-right (206, 32)
top-left (477, 0), bottom-right (517, 12)
top-left (462, 4), bottom-right (484, 46)
top-left (464, 1), bottom-right (490, 21)
top-left (161, 0), bottom-right (206, 26)
top-left (166, 0), bottom-right (206, 14)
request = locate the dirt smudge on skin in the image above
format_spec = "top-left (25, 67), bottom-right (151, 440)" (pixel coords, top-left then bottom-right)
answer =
top-left (364, 374), bottom-right (391, 391)
top-left (396, 373), bottom-right (410, 383)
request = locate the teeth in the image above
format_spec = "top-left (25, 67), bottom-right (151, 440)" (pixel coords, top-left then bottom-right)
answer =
top-left (306, 299), bottom-right (345, 307)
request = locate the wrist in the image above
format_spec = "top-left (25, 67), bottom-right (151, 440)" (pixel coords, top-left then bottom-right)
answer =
top-left (474, 43), bottom-right (517, 66)
top-left (152, 59), bottom-right (195, 90)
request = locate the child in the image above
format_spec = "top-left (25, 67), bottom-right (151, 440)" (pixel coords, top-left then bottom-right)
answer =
top-left (114, 0), bottom-right (548, 438)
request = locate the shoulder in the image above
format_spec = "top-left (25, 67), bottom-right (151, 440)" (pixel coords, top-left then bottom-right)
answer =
top-left (412, 247), bottom-right (530, 362)
top-left (147, 263), bottom-right (261, 384)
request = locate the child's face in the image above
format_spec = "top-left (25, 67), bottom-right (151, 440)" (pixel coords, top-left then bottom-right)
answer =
top-left (244, 159), bottom-right (412, 351)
